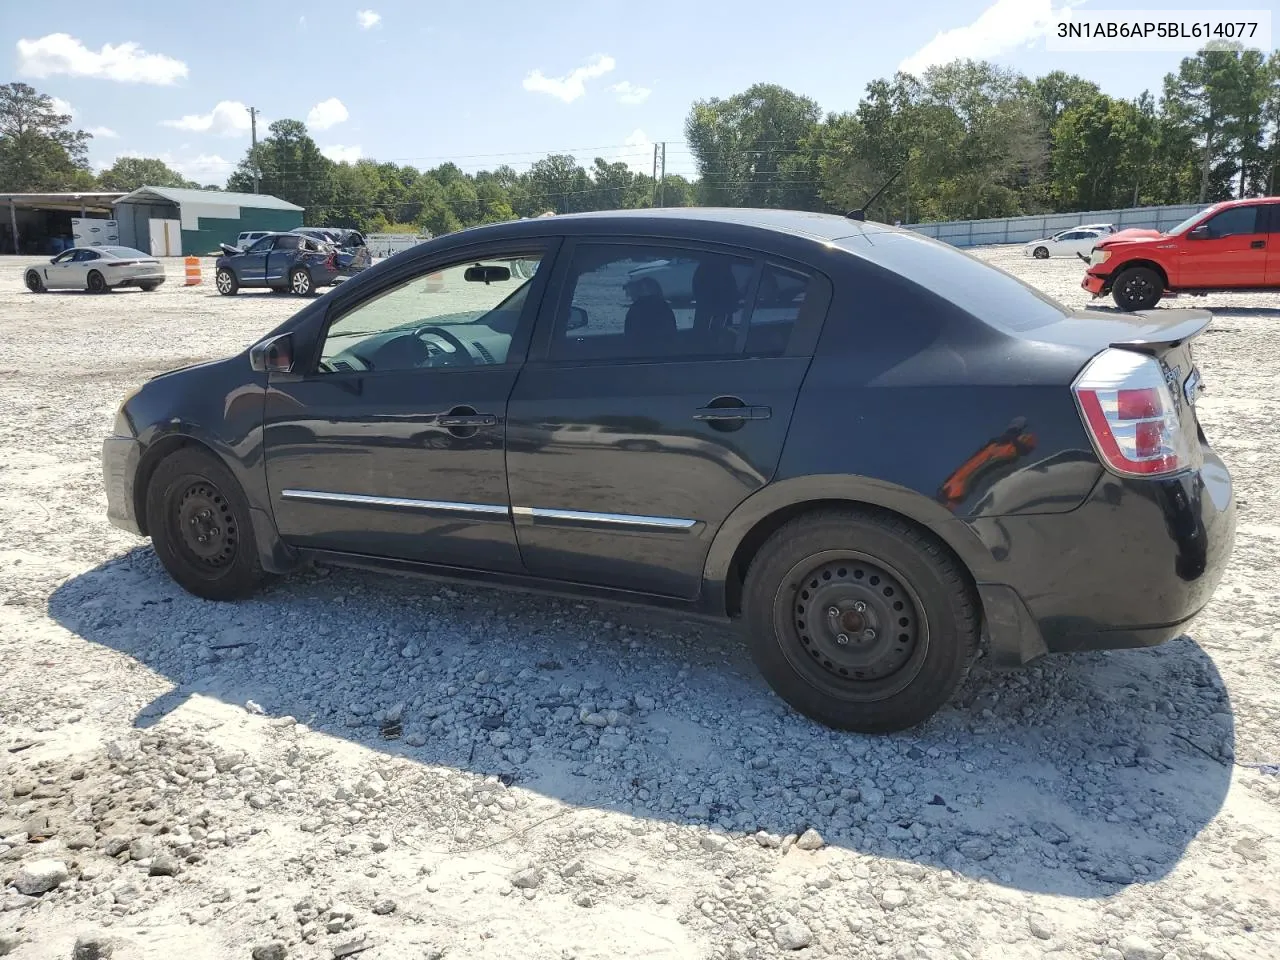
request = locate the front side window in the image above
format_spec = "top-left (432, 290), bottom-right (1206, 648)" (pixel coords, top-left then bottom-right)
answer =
top-left (1204, 206), bottom-right (1259, 239)
top-left (553, 244), bottom-right (755, 362)
top-left (52, 250), bottom-right (76, 264)
top-left (246, 237), bottom-right (276, 254)
top-left (317, 252), bottom-right (542, 374)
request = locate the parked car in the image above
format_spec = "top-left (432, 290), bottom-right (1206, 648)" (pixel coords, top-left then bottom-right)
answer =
top-left (236, 231), bottom-right (272, 251)
top-left (102, 209), bottom-right (1235, 733)
top-left (214, 232), bottom-right (371, 296)
top-left (1083, 197), bottom-right (1280, 310)
top-left (25, 245), bottom-right (165, 294)
top-left (1024, 226), bottom-right (1112, 259)
top-left (292, 227), bottom-right (367, 250)
top-left (1076, 223), bottom-right (1118, 234)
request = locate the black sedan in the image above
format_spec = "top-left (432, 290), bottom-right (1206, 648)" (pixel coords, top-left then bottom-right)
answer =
top-left (102, 208), bottom-right (1235, 733)
top-left (215, 232), bottom-right (371, 296)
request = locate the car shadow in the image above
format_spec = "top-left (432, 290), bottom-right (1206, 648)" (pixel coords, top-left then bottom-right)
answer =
top-left (48, 546), bottom-right (1235, 898)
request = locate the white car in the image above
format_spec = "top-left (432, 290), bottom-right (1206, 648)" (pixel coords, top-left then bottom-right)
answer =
top-left (24, 246), bottom-right (166, 294)
top-left (236, 230), bottom-right (272, 250)
top-left (1024, 227), bottom-right (1111, 260)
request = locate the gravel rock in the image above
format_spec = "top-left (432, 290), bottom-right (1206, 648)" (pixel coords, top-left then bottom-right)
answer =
top-left (0, 933), bottom-right (21, 956)
top-left (371, 898), bottom-right (396, 915)
top-left (956, 838), bottom-right (994, 861)
top-left (149, 853), bottom-right (180, 877)
top-left (71, 935), bottom-right (114, 960)
top-left (251, 944), bottom-right (287, 960)
top-left (510, 867), bottom-right (543, 889)
top-left (795, 828), bottom-right (825, 851)
top-left (128, 837), bottom-right (156, 861)
top-left (13, 858), bottom-right (68, 895)
top-left (1118, 936), bottom-right (1162, 960)
top-left (1028, 914), bottom-right (1054, 940)
top-left (773, 921), bottom-right (813, 950)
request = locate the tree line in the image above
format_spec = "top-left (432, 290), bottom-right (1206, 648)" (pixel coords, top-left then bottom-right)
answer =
top-left (2, 44), bottom-right (1276, 235)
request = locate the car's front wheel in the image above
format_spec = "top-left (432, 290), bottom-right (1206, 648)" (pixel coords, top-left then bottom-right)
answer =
top-left (289, 267), bottom-right (315, 297)
top-left (145, 447), bottom-right (266, 600)
top-left (742, 508), bottom-right (978, 733)
top-left (215, 268), bottom-right (239, 296)
top-left (25, 270), bottom-right (45, 293)
top-left (1111, 266), bottom-right (1163, 311)
top-left (1032, 246), bottom-right (1049, 259)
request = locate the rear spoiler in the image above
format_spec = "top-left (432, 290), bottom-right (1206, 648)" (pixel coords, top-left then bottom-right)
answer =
top-left (1107, 309), bottom-right (1212, 354)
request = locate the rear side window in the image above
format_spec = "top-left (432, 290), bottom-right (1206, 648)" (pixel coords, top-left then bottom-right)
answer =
top-left (274, 235), bottom-right (301, 251)
top-left (839, 232), bottom-right (1068, 332)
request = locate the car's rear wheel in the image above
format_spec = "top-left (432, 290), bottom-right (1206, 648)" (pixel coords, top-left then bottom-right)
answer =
top-left (87, 270), bottom-right (109, 293)
top-left (139, 282), bottom-right (159, 292)
top-left (289, 267), bottom-right (315, 297)
top-left (1111, 266), bottom-right (1163, 311)
top-left (25, 270), bottom-right (45, 293)
top-left (742, 508), bottom-right (978, 733)
top-left (145, 447), bottom-right (265, 600)
top-left (215, 268), bottom-right (238, 296)
top-left (1033, 246), bottom-right (1049, 259)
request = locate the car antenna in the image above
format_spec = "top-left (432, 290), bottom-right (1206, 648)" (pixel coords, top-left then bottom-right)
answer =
top-left (846, 166), bottom-right (904, 222)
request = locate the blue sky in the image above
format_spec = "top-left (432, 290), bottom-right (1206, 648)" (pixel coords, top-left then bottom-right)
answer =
top-left (5, 0), bottom-right (1276, 185)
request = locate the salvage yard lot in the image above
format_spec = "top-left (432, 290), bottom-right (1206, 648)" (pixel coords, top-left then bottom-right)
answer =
top-left (1, 246), bottom-right (1278, 960)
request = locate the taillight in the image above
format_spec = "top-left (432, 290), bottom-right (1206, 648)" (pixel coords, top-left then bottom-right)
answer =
top-left (1072, 348), bottom-right (1193, 477)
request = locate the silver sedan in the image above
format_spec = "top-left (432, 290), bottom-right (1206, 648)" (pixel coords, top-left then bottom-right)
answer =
top-left (24, 246), bottom-right (167, 293)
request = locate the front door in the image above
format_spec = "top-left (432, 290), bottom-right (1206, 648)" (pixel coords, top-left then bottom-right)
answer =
top-left (506, 239), bottom-right (830, 599)
top-left (1179, 204), bottom-right (1268, 288)
top-left (237, 235), bottom-right (275, 284)
top-left (263, 241), bottom-right (556, 569)
top-left (1264, 204), bottom-right (1280, 285)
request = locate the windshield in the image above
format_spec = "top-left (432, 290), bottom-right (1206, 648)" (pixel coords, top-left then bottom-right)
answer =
top-left (1166, 204), bottom-right (1220, 236)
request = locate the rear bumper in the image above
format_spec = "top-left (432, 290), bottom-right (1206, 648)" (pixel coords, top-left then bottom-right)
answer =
top-left (103, 437), bottom-right (143, 535)
top-left (974, 450), bottom-right (1235, 663)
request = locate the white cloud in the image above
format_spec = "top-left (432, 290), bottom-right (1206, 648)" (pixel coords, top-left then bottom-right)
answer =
top-left (16, 32), bottom-right (188, 85)
top-left (87, 126), bottom-right (118, 138)
top-left (49, 96), bottom-right (75, 118)
top-left (523, 54), bottom-right (615, 103)
top-left (610, 81), bottom-right (651, 105)
top-left (163, 100), bottom-right (253, 137)
top-left (612, 129), bottom-right (655, 175)
top-left (307, 98), bottom-right (349, 131)
top-left (899, 0), bottom-right (1080, 75)
top-left (321, 144), bottom-right (363, 163)
top-left (357, 9), bottom-right (381, 29)
top-left (106, 150), bottom-right (232, 184)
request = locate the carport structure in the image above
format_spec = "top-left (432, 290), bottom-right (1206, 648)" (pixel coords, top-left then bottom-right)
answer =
top-left (1, 192), bottom-right (125, 255)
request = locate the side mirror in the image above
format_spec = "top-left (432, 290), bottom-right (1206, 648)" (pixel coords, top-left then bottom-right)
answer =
top-left (1188, 224), bottom-right (1210, 240)
top-left (249, 333), bottom-right (295, 374)
top-left (464, 264), bottom-right (511, 284)
top-left (567, 306), bottom-right (588, 331)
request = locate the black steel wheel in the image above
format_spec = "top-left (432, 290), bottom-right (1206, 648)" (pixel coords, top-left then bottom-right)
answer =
top-left (145, 447), bottom-right (265, 600)
top-left (1111, 266), bottom-right (1163, 311)
top-left (25, 271), bottom-right (45, 293)
top-left (86, 270), bottom-right (109, 293)
top-left (743, 508), bottom-right (979, 733)
top-left (1033, 246), bottom-right (1049, 259)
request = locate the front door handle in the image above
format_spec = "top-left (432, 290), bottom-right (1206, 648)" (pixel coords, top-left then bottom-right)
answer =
top-left (1251, 239), bottom-right (1266, 249)
top-left (693, 404), bottom-right (771, 421)
top-left (438, 413), bottom-right (498, 427)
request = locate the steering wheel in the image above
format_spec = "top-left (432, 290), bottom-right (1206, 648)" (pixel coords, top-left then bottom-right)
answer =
top-left (414, 325), bottom-right (475, 366)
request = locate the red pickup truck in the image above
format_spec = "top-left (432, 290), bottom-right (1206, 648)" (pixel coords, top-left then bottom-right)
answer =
top-left (1082, 197), bottom-right (1280, 310)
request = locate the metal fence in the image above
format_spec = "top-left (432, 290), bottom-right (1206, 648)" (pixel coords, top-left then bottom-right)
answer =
top-left (902, 203), bottom-right (1205, 248)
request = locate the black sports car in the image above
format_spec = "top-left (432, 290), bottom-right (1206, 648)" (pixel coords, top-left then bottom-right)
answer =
top-left (104, 208), bottom-right (1235, 733)
top-left (215, 232), bottom-right (372, 296)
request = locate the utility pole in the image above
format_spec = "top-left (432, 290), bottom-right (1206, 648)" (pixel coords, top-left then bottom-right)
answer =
top-left (652, 144), bottom-right (659, 206)
top-left (248, 106), bottom-right (260, 193)
top-left (658, 142), bottom-right (666, 207)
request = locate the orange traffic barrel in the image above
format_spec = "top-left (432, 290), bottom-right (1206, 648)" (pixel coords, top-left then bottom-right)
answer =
top-left (425, 271), bottom-right (443, 292)
top-left (184, 256), bottom-right (201, 286)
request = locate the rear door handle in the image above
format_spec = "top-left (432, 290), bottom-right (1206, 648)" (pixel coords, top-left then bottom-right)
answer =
top-left (438, 414), bottom-right (498, 427)
top-left (1251, 239), bottom-right (1266, 249)
top-left (693, 405), bottom-right (772, 421)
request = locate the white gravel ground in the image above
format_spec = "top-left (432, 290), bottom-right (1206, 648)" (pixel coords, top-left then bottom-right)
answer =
top-left (1, 246), bottom-right (1278, 960)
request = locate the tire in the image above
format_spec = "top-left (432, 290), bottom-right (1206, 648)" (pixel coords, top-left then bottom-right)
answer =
top-left (742, 508), bottom-right (979, 733)
top-left (139, 282), bottom-right (159, 292)
top-left (24, 270), bottom-right (44, 293)
top-left (145, 447), bottom-right (266, 601)
top-left (215, 268), bottom-right (239, 296)
top-left (86, 270), bottom-right (109, 293)
top-left (289, 267), bottom-right (315, 297)
top-left (1033, 246), bottom-right (1049, 260)
top-left (1111, 266), bottom-right (1163, 311)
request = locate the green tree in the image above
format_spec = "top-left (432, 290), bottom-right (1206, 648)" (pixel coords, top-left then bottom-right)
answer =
top-left (524, 154), bottom-right (591, 213)
top-left (1050, 95), bottom-right (1158, 210)
top-left (0, 82), bottom-right (93, 191)
top-left (685, 83), bottom-right (822, 208)
top-left (227, 119), bottom-right (334, 216)
top-left (97, 156), bottom-right (197, 191)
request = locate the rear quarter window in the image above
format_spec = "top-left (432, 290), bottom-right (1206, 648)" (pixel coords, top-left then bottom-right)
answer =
top-left (839, 231), bottom-right (1069, 332)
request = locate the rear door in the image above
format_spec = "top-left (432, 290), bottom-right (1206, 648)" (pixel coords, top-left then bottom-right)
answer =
top-left (1180, 204), bottom-right (1268, 287)
top-left (505, 238), bottom-right (831, 599)
top-left (266, 233), bottom-right (302, 286)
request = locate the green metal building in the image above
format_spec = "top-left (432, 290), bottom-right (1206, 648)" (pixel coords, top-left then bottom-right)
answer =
top-left (113, 186), bottom-right (303, 256)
